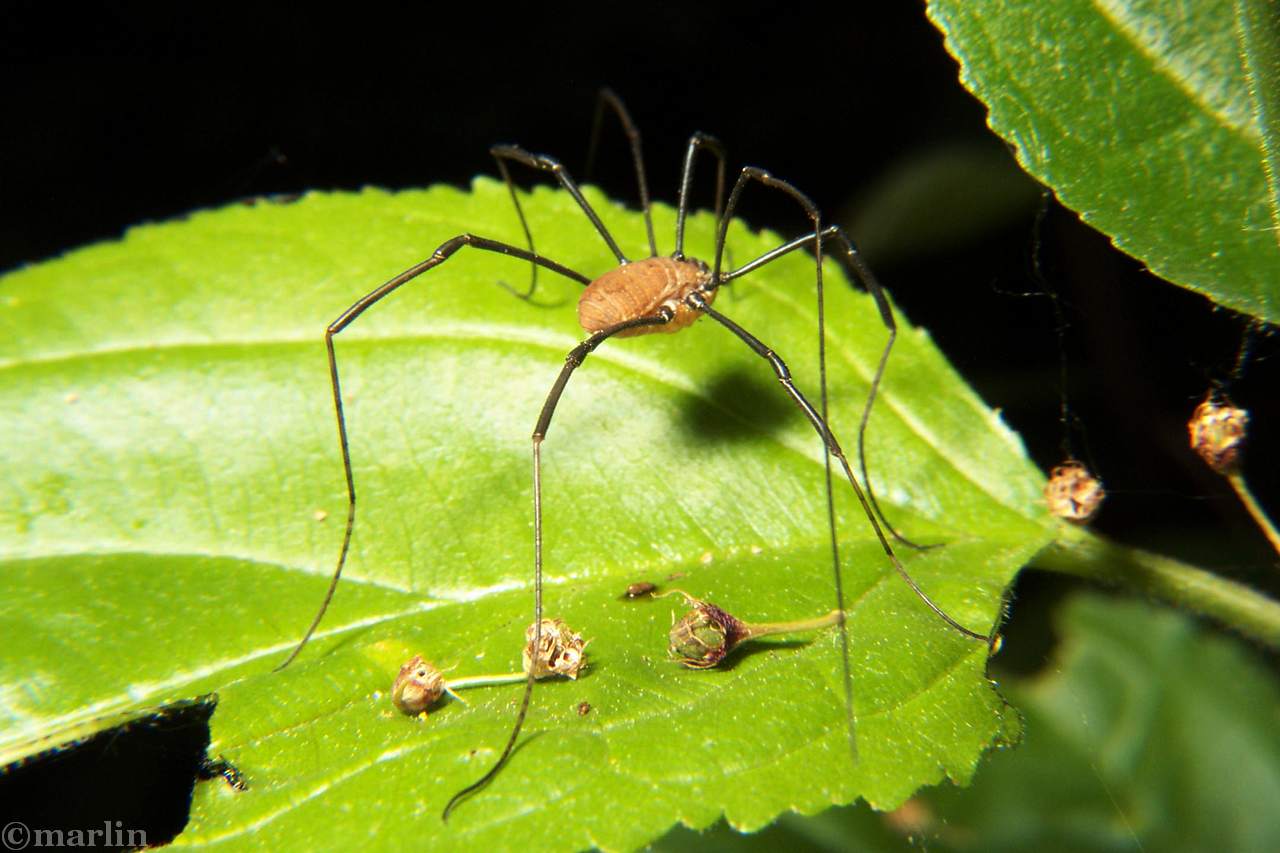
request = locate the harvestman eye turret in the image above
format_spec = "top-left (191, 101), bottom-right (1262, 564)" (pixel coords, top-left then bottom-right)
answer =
top-left (275, 89), bottom-right (999, 819)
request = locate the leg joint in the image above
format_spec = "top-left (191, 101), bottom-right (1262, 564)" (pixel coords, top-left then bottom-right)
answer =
top-left (767, 351), bottom-right (790, 380)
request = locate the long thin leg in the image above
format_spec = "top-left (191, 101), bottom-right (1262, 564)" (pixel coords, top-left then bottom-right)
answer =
top-left (837, 240), bottom-right (932, 550)
top-left (711, 172), bottom-right (832, 534)
top-left (491, 154), bottom-right (544, 301)
top-left (275, 235), bottom-right (592, 671)
top-left (673, 132), bottom-right (727, 260)
top-left (491, 144), bottom-right (629, 275)
top-left (443, 309), bottom-right (674, 820)
top-left (585, 88), bottom-right (658, 258)
top-left (690, 292), bottom-right (992, 643)
top-left (709, 168), bottom-right (854, 763)
top-left (716, 166), bottom-right (926, 548)
top-left (721, 224), bottom-right (929, 549)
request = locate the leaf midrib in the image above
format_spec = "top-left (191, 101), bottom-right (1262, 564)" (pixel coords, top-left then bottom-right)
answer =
top-left (5, 315), bottom-right (1038, 528)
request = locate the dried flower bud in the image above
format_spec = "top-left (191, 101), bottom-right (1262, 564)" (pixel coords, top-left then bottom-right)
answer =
top-left (392, 655), bottom-right (446, 715)
top-left (668, 598), bottom-right (747, 669)
top-left (1044, 460), bottom-right (1105, 524)
top-left (522, 618), bottom-right (587, 680)
top-left (1189, 397), bottom-right (1249, 474)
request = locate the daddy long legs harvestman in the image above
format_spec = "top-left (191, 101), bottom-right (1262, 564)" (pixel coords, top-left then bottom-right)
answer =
top-left (276, 90), bottom-right (997, 818)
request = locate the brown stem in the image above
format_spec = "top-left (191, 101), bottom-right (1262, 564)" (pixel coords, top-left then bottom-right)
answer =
top-left (1227, 471), bottom-right (1280, 558)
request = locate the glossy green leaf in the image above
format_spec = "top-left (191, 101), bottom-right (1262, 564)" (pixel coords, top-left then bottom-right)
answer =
top-left (656, 592), bottom-right (1280, 852)
top-left (927, 0), bottom-right (1280, 324)
top-left (0, 180), bottom-right (1053, 850)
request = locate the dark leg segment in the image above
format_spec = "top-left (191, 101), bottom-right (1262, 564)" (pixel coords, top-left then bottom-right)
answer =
top-left (492, 155), bottom-right (543, 301)
top-left (585, 88), bottom-right (658, 258)
top-left (721, 223), bottom-right (928, 549)
top-left (709, 169), bottom-right (856, 762)
top-left (491, 144), bottom-right (629, 273)
top-left (690, 292), bottom-right (992, 643)
top-left (674, 132), bottom-right (727, 260)
top-left (716, 169), bottom-right (926, 548)
top-left (276, 235), bottom-right (591, 671)
top-left (443, 309), bottom-right (674, 820)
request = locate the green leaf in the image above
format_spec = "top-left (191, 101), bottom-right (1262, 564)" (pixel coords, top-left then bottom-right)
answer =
top-left (655, 593), bottom-right (1280, 852)
top-left (1235, 0), bottom-right (1280, 252)
top-left (927, 0), bottom-right (1280, 324)
top-left (0, 180), bottom-right (1052, 850)
top-left (921, 593), bottom-right (1280, 853)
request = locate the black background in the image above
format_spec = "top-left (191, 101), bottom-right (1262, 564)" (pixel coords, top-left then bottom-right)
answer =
top-left (4, 1), bottom-right (1277, 844)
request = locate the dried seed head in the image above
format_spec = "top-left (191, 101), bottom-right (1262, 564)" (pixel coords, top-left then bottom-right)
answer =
top-left (392, 655), bottom-right (446, 716)
top-left (1189, 397), bottom-right (1249, 474)
top-left (885, 798), bottom-right (937, 838)
top-left (668, 598), bottom-right (747, 669)
top-left (1044, 460), bottom-right (1105, 523)
top-left (522, 618), bottom-right (587, 680)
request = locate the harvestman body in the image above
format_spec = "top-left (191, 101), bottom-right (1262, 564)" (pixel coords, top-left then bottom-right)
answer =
top-left (277, 90), bottom-right (996, 819)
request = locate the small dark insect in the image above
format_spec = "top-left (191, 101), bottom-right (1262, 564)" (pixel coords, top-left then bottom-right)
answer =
top-left (278, 89), bottom-right (997, 820)
top-left (197, 754), bottom-right (247, 791)
top-left (576, 701), bottom-right (592, 717)
top-left (622, 581), bottom-right (657, 600)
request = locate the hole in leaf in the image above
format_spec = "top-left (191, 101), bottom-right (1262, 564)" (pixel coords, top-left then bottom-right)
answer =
top-left (0, 695), bottom-right (223, 849)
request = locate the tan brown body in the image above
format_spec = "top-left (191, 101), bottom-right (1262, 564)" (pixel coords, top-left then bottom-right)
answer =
top-left (577, 256), bottom-right (715, 337)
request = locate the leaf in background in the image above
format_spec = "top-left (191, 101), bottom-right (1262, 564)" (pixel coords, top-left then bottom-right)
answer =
top-left (922, 593), bottom-right (1280, 852)
top-left (927, 0), bottom-right (1280, 324)
top-left (844, 140), bottom-right (1043, 266)
top-left (0, 180), bottom-right (1051, 850)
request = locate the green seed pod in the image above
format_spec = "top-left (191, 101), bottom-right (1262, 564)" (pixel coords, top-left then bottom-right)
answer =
top-left (668, 599), bottom-right (746, 669)
top-left (392, 655), bottom-right (445, 716)
top-left (661, 590), bottom-right (846, 669)
top-left (522, 617), bottom-right (587, 680)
